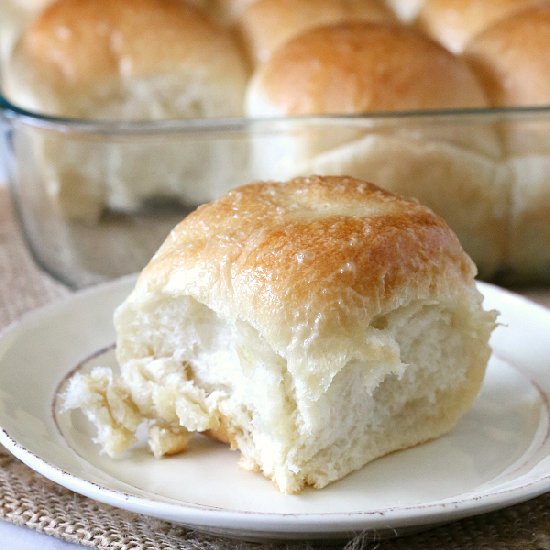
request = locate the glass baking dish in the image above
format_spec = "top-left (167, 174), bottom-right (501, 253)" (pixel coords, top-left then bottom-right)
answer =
top-left (1, 93), bottom-right (549, 289)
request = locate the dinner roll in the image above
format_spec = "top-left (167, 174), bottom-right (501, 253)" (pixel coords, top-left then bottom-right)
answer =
top-left (465, 6), bottom-right (550, 113)
top-left (63, 176), bottom-right (496, 493)
top-left (246, 23), bottom-right (506, 278)
top-left (4, 0), bottom-right (249, 221)
top-left (239, 0), bottom-right (394, 65)
top-left (465, 6), bottom-right (550, 282)
top-left (7, 0), bottom-right (248, 118)
top-left (247, 24), bottom-right (488, 116)
top-left (418, 0), bottom-right (544, 53)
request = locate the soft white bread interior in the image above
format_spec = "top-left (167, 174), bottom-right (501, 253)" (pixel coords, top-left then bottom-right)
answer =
top-left (464, 6), bottom-right (550, 122)
top-left (465, 6), bottom-right (550, 281)
top-left (418, 0), bottom-right (543, 53)
top-left (239, 0), bottom-right (394, 66)
top-left (245, 23), bottom-right (506, 278)
top-left (3, 0), bottom-right (249, 221)
top-left (64, 176), bottom-right (496, 494)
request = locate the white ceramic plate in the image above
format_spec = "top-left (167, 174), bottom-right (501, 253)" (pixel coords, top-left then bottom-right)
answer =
top-left (0, 278), bottom-right (549, 541)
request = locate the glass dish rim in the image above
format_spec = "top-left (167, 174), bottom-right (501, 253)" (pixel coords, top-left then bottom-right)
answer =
top-left (2, 93), bottom-right (550, 136)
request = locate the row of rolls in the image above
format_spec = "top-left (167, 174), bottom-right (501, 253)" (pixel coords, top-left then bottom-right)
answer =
top-left (2, 0), bottom-right (550, 283)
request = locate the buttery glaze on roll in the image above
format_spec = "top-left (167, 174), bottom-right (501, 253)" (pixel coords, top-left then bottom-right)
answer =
top-left (63, 175), bottom-right (496, 494)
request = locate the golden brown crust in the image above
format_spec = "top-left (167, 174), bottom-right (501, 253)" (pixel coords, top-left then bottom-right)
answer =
top-left (136, 176), bottom-right (476, 336)
top-left (464, 5), bottom-right (550, 108)
top-left (239, 0), bottom-right (394, 65)
top-left (15, 0), bottom-right (244, 93)
top-left (248, 23), bottom-right (488, 115)
top-left (417, 0), bottom-right (542, 53)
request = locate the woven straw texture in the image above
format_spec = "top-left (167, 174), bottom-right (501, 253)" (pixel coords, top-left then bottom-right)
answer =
top-left (1, 187), bottom-right (550, 549)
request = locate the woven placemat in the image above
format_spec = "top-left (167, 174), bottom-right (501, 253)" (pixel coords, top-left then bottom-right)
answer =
top-left (1, 187), bottom-right (550, 549)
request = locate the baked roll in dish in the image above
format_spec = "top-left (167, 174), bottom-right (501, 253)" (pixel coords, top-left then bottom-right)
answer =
top-left (465, 5), bottom-right (550, 283)
top-left (4, 0), bottom-right (249, 221)
top-left (6, 0), bottom-right (248, 119)
top-left (245, 22), bottom-right (507, 279)
top-left (64, 176), bottom-right (496, 494)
